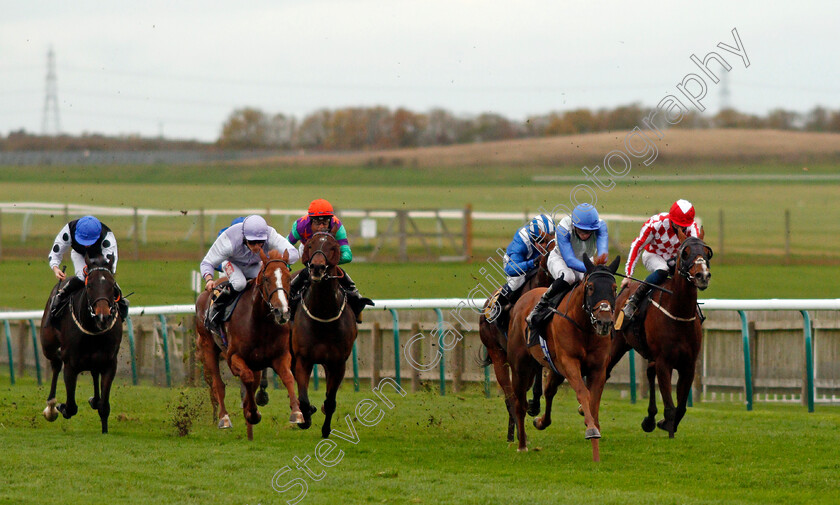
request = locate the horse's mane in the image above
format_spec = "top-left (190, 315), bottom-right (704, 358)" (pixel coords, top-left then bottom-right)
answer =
top-left (88, 255), bottom-right (111, 269)
top-left (594, 253), bottom-right (608, 265)
top-left (267, 249), bottom-right (284, 260)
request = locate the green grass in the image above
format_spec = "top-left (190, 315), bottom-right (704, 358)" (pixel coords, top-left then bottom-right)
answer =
top-left (3, 260), bottom-right (839, 311)
top-left (1, 375), bottom-right (838, 505)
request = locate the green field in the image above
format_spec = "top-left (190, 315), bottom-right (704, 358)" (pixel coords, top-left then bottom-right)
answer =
top-left (1, 376), bottom-right (838, 505)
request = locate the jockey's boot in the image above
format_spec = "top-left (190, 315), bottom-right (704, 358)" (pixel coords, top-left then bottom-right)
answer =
top-left (526, 277), bottom-right (571, 347)
top-left (622, 283), bottom-right (652, 321)
top-left (115, 282), bottom-right (130, 320)
top-left (46, 276), bottom-right (84, 327)
top-left (339, 272), bottom-right (374, 323)
top-left (205, 282), bottom-right (235, 336)
top-left (493, 284), bottom-right (514, 332)
top-left (288, 269), bottom-right (310, 322)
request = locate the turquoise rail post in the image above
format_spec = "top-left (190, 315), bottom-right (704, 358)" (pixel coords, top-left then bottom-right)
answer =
top-left (126, 316), bottom-right (138, 385)
top-left (389, 309), bottom-right (401, 388)
top-left (628, 349), bottom-right (636, 404)
top-left (272, 369), bottom-right (280, 389)
top-left (27, 320), bottom-right (42, 385)
top-left (433, 308), bottom-right (445, 396)
top-left (157, 315), bottom-right (172, 388)
top-left (738, 310), bottom-right (753, 411)
top-left (3, 320), bottom-right (14, 385)
top-left (801, 310), bottom-right (815, 413)
top-left (352, 341), bottom-right (360, 392)
top-left (688, 387), bottom-right (693, 407)
top-left (313, 365), bottom-right (319, 390)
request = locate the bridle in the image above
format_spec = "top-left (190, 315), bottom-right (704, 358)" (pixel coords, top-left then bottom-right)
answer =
top-left (84, 266), bottom-right (117, 319)
top-left (258, 258), bottom-right (290, 314)
top-left (582, 270), bottom-right (616, 330)
top-left (676, 237), bottom-right (713, 283)
top-left (305, 232), bottom-right (343, 281)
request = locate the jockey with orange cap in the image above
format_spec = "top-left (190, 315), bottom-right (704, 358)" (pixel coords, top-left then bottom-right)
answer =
top-left (287, 199), bottom-right (373, 323)
top-left (199, 215), bottom-right (300, 336)
top-left (620, 199), bottom-right (700, 321)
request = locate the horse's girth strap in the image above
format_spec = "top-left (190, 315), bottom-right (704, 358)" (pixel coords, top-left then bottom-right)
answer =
top-left (650, 299), bottom-right (696, 322)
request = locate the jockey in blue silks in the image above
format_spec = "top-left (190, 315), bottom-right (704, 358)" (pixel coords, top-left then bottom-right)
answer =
top-left (525, 203), bottom-right (609, 346)
top-left (493, 214), bottom-right (555, 330)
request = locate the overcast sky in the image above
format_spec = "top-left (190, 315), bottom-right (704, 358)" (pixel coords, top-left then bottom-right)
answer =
top-left (1, 1), bottom-right (838, 142)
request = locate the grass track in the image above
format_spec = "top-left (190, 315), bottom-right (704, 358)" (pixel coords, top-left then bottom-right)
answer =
top-left (1, 376), bottom-right (838, 504)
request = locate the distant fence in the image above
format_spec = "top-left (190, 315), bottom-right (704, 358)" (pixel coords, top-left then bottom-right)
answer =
top-left (0, 202), bottom-right (647, 262)
top-left (2, 299), bottom-right (839, 412)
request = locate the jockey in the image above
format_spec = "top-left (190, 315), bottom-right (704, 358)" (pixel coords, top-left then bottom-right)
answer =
top-left (199, 215), bottom-right (300, 335)
top-left (214, 217), bottom-right (245, 273)
top-left (287, 198), bottom-right (373, 323)
top-left (493, 214), bottom-right (555, 330)
top-left (525, 203), bottom-right (608, 346)
top-left (46, 215), bottom-right (128, 325)
top-left (621, 199), bottom-right (700, 321)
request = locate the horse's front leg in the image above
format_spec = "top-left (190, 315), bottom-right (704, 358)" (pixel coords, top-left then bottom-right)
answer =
top-left (229, 354), bottom-right (261, 437)
top-left (58, 364), bottom-right (79, 419)
top-left (510, 364), bottom-right (535, 452)
top-left (673, 364), bottom-right (696, 434)
top-left (43, 357), bottom-right (62, 422)
top-left (294, 357), bottom-right (316, 430)
top-left (89, 371), bottom-right (101, 410)
top-left (534, 371), bottom-right (564, 431)
top-left (586, 361), bottom-right (609, 432)
top-left (654, 360), bottom-right (676, 438)
top-left (321, 361), bottom-right (346, 439)
top-left (557, 355), bottom-right (601, 462)
top-left (98, 364), bottom-right (117, 434)
top-left (527, 372), bottom-right (543, 417)
top-left (642, 361), bottom-right (658, 432)
top-left (273, 352), bottom-right (303, 424)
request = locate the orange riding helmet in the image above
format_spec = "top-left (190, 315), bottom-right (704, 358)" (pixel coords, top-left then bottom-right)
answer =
top-left (308, 199), bottom-right (335, 218)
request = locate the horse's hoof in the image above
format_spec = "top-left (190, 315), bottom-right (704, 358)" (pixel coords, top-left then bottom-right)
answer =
top-left (321, 427), bottom-right (331, 439)
top-left (533, 417), bottom-right (549, 431)
top-left (526, 400), bottom-right (540, 417)
top-left (247, 411), bottom-right (262, 426)
top-left (506, 435), bottom-right (514, 443)
top-left (517, 446), bottom-right (528, 453)
top-left (297, 419), bottom-right (312, 430)
top-left (88, 397), bottom-right (99, 410)
top-left (43, 399), bottom-right (58, 422)
top-left (289, 411), bottom-right (304, 424)
top-left (585, 427), bottom-right (602, 439)
top-left (255, 390), bottom-right (269, 406)
top-left (641, 417), bottom-right (656, 432)
top-left (578, 404), bottom-right (584, 417)
top-left (307, 404), bottom-right (317, 416)
top-left (218, 414), bottom-right (232, 429)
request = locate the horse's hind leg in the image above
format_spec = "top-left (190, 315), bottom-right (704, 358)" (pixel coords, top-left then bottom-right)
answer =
top-left (641, 362), bottom-right (658, 432)
top-left (510, 364), bottom-right (536, 452)
top-left (321, 361), bottom-right (346, 439)
top-left (527, 372), bottom-right (542, 417)
top-left (534, 372), bottom-right (565, 431)
top-left (485, 345), bottom-right (516, 442)
top-left (58, 365), bottom-right (79, 419)
top-left (230, 354), bottom-right (261, 430)
top-left (654, 360), bottom-right (676, 438)
top-left (89, 371), bottom-right (101, 410)
top-left (40, 328), bottom-right (62, 421)
top-left (199, 336), bottom-right (229, 428)
top-left (255, 368), bottom-right (270, 406)
top-left (98, 364), bottom-right (116, 434)
top-left (273, 352), bottom-right (303, 424)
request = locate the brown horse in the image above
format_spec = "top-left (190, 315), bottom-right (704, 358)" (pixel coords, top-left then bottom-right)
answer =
top-left (607, 228), bottom-right (712, 438)
top-left (40, 255), bottom-right (123, 434)
top-left (196, 249), bottom-right (303, 440)
top-left (291, 232), bottom-right (357, 438)
top-left (507, 254), bottom-right (620, 461)
top-left (479, 240), bottom-right (554, 442)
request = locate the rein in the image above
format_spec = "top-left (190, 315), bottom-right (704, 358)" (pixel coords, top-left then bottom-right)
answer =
top-left (70, 295), bottom-right (118, 335)
top-left (259, 258), bottom-right (290, 311)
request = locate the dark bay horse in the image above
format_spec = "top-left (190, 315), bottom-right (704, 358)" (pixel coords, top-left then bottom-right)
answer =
top-left (607, 228), bottom-right (712, 438)
top-left (291, 232), bottom-right (357, 438)
top-left (507, 254), bottom-right (619, 461)
top-left (479, 240), bottom-right (554, 442)
top-left (196, 249), bottom-right (303, 441)
top-left (40, 255), bottom-right (123, 434)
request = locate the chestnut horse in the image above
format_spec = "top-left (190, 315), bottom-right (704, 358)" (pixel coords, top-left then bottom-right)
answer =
top-left (291, 232), bottom-right (357, 438)
top-left (196, 249), bottom-right (303, 440)
top-left (607, 228), bottom-right (712, 438)
top-left (507, 254), bottom-right (619, 461)
top-left (40, 255), bottom-right (123, 434)
top-left (479, 240), bottom-right (554, 442)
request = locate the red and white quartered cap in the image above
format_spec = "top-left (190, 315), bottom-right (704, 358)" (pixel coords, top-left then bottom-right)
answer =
top-left (669, 199), bottom-right (695, 227)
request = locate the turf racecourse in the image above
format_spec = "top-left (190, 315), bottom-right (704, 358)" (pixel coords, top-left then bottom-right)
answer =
top-left (1, 376), bottom-right (838, 505)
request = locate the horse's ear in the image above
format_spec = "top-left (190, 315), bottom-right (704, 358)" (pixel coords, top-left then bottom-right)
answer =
top-left (705, 246), bottom-right (714, 260)
top-left (301, 243), bottom-right (311, 265)
top-left (106, 253), bottom-right (115, 270)
top-left (282, 250), bottom-right (289, 263)
top-left (258, 247), bottom-right (269, 265)
top-left (608, 255), bottom-right (621, 274)
top-left (84, 252), bottom-right (92, 266)
top-left (582, 253), bottom-right (593, 272)
top-left (676, 226), bottom-right (688, 243)
top-left (698, 226), bottom-right (705, 241)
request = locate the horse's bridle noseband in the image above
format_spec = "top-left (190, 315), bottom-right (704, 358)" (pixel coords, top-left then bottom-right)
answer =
top-left (85, 266), bottom-right (117, 319)
top-left (676, 238), bottom-right (713, 283)
top-left (305, 232), bottom-right (342, 281)
top-left (259, 258), bottom-right (290, 312)
top-left (582, 270), bottom-right (616, 329)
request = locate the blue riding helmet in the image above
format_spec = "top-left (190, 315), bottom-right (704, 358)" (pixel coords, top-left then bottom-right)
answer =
top-left (571, 204), bottom-right (600, 231)
top-left (527, 214), bottom-right (555, 240)
top-left (75, 216), bottom-right (102, 246)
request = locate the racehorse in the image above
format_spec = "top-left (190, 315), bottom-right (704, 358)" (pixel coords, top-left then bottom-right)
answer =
top-left (479, 240), bottom-right (554, 442)
top-left (195, 249), bottom-right (303, 441)
top-left (507, 254), bottom-right (620, 461)
top-left (607, 228), bottom-right (712, 438)
top-left (291, 232), bottom-right (357, 438)
top-left (40, 255), bottom-right (123, 434)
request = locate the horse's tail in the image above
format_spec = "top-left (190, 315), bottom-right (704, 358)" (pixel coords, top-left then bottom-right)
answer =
top-left (476, 344), bottom-right (493, 368)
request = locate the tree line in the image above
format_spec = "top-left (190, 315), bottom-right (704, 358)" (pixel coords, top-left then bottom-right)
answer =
top-left (217, 104), bottom-right (840, 150)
